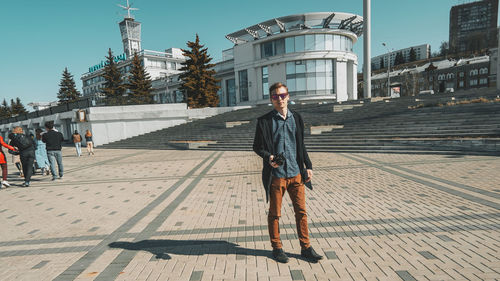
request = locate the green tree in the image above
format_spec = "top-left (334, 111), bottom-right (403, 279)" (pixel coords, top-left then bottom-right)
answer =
top-left (439, 41), bottom-right (449, 57)
top-left (57, 67), bottom-right (81, 104)
top-left (127, 52), bottom-right (153, 104)
top-left (10, 98), bottom-right (27, 116)
top-left (179, 34), bottom-right (220, 108)
top-left (394, 51), bottom-right (405, 65)
top-left (409, 48), bottom-right (417, 62)
top-left (102, 48), bottom-right (126, 105)
top-left (0, 99), bottom-right (10, 119)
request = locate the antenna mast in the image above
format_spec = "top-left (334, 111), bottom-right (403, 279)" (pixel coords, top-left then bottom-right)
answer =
top-left (117, 0), bottom-right (138, 19)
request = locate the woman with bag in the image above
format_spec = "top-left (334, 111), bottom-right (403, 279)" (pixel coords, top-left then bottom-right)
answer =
top-left (85, 130), bottom-right (94, 155)
top-left (0, 135), bottom-right (17, 188)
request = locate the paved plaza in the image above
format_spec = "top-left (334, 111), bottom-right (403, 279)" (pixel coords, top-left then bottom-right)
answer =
top-left (0, 147), bottom-right (499, 281)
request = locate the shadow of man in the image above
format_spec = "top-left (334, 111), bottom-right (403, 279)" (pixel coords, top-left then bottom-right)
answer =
top-left (108, 239), bottom-right (304, 261)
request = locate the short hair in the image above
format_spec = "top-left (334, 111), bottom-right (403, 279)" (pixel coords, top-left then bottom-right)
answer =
top-left (45, 121), bottom-right (54, 129)
top-left (269, 82), bottom-right (288, 97)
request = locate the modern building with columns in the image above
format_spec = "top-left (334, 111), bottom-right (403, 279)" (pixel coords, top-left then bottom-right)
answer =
top-left (212, 12), bottom-right (363, 106)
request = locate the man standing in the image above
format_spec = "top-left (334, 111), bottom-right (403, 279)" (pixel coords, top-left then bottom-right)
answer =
top-left (72, 130), bottom-right (82, 157)
top-left (42, 121), bottom-right (64, 180)
top-left (253, 82), bottom-right (323, 263)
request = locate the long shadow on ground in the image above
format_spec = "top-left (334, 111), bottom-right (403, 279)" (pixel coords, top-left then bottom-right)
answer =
top-left (109, 239), bottom-right (309, 262)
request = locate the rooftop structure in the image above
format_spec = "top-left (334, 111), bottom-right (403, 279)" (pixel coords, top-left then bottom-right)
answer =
top-left (225, 12), bottom-right (363, 44)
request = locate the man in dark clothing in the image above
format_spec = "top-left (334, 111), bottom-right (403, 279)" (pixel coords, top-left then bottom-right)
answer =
top-left (9, 127), bottom-right (35, 187)
top-left (253, 82), bottom-right (323, 263)
top-left (42, 121), bottom-right (64, 180)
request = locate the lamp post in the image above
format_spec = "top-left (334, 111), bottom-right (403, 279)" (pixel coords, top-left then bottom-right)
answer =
top-left (363, 0), bottom-right (371, 98)
top-left (382, 43), bottom-right (392, 97)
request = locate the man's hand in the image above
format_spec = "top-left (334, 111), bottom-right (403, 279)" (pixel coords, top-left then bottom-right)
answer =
top-left (269, 155), bottom-right (279, 168)
top-left (305, 169), bottom-right (313, 182)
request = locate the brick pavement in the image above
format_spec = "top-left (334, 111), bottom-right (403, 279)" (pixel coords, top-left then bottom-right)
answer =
top-left (0, 147), bottom-right (498, 280)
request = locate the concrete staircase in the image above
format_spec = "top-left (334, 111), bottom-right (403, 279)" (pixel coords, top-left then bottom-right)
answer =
top-left (102, 88), bottom-right (500, 155)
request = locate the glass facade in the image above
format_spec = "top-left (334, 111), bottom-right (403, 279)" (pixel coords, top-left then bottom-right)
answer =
top-left (262, 66), bottom-right (269, 98)
top-left (286, 60), bottom-right (335, 96)
top-left (226, 79), bottom-right (236, 106)
top-left (262, 34), bottom-right (353, 58)
top-left (238, 70), bottom-right (249, 102)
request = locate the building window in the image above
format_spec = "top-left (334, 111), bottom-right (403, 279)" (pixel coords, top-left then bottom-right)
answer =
top-left (261, 39), bottom-right (285, 58)
top-left (263, 34), bottom-right (353, 58)
top-left (459, 81), bottom-right (464, 87)
top-left (470, 69), bottom-right (479, 76)
top-left (479, 78), bottom-right (488, 85)
top-left (438, 74), bottom-right (445, 81)
top-left (238, 70), bottom-right (249, 102)
top-left (470, 79), bottom-right (478, 86)
top-left (226, 79), bottom-right (236, 106)
top-left (459, 72), bottom-right (464, 77)
top-left (479, 68), bottom-right (488, 75)
top-left (286, 59), bottom-right (335, 96)
top-left (446, 73), bottom-right (454, 80)
top-left (262, 66), bottom-right (269, 98)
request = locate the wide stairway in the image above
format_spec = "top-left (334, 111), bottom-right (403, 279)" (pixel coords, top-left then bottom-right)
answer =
top-left (102, 88), bottom-right (500, 154)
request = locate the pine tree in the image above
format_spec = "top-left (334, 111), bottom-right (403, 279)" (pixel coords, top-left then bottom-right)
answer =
top-left (0, 99), bottom-right (10, 119)
top-left (57, 67), bottom-right (81, 104)
top-left (394, 52), bottom-right (405, 65)
top-left (439, 41), bottom-right (449, 57)
top-left (10, 98), bottom-right (27, 116)
top-left (409, 48), bottom-right (417, 62)
top-left (127, 52), bottom-right (153, 104)
top-left (179, 34), bottom-right (220, 108)
top-left (102, 48), bottom-right (126, 105)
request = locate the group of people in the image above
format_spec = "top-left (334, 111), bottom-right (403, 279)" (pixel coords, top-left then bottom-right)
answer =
top-left (71, 129), bottom-right (94, 157)
top-left (0, 122), bottom-right (89, 187)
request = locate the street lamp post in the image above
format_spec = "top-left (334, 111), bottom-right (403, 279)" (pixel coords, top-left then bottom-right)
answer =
top-left (382, 43), bottom-right (392, 97)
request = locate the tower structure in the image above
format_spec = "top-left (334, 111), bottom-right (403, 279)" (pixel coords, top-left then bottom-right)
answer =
top-left (118, 0), bottom-right (141, 58)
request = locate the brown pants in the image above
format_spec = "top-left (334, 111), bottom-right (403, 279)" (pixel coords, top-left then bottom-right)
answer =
top-left (268, 174), bottom-right (310, 250)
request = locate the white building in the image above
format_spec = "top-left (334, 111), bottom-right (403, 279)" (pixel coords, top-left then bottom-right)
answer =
top-left (212, 12), bottom-right (363, 106)
top-left (372, 44), bottom-right (431, 70)
top-left (81, 13), bottom-right (185, 102)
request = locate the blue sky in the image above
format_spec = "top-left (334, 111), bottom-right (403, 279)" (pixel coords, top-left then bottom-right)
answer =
top-left (0, 0), bottom-right (491, 108)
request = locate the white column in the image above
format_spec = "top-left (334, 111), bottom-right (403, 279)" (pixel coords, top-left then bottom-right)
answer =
top-left (347, 60), bottom-right (354, 100)
top-left (363, 0), bottom-right (371, 98)
top-left (336, 59), bottom-right (348, 101)
top-left (352, 61), bottom-right (359, 100)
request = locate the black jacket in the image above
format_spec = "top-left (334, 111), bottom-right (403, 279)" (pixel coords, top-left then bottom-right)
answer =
top-left (42, 130), bottom-right (64, 151)
top-left (9, 133), bottom-right (35, 157)
top-left (252, 109), bottom-right (312, 202)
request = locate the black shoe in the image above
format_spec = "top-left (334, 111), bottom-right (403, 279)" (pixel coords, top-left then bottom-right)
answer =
top-left (301, 247), bottom-right (323, 262)
top-left (272, 248), bottom-right (289, 263)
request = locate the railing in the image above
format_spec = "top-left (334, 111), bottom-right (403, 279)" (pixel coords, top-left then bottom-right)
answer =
top-left (0, 98), bottom-right (93, 125)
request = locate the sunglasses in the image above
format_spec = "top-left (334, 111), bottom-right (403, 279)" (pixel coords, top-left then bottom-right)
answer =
top-left (271, 93), bottom-right (289, 100)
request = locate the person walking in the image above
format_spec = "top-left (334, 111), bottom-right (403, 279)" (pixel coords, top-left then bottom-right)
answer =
top-left (9, 127), bottom-right (35, 187)
top-left (42, 122), bottom-right (64, 181)
top-left (34, 129), bottom-right (50, 176)
top-left (0, 135), bottom-right (17, 188)
top-left (72, 130), bottom-right (82, 157)
top-left (253, 82), bottom-right (323, 263)
top-left (85, 130), bottom-right (94, 155)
